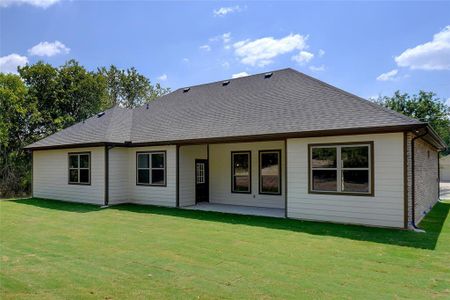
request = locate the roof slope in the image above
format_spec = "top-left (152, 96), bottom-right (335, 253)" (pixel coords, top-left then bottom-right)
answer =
top-left (26, 68), bottom-right (425, 149)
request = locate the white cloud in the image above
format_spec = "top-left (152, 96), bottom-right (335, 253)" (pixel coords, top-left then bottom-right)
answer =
top-left (292, 50), bottom-right (314, 65)
top-left (199, 45), bottom-right (211, 52)
top-left (222, 32), bottom-right (231, 44)
top-left (222, 61), bottom-right (230, 69)
top-left (232, 72), bottom-right (249, 78)
top-left (182, 58), bottom-right (190, 63)
top-left (318, 49), bottom-right (325, 57)
top-left (210, 32), bottom-right (232, 45)
top-left (0, 53), bottom-right (28, 74)
top-left (376, 69), bottom-right (399, 81)
top-left (0, 0), bottom-right (60, 8)
top-left (233, 33), bottom-right (308, 67)
top-left (395, 25), bottom-right (450, 70)
top-left (309, 65), bottom-right (325, 72)
top-left (28, 41), bottom-right (70, 57)
top-left (157, 74), bottom-right (167, 81)
top-left (445, 98), bottom-right (450, 106)
top-left (213, 5), bottom-right (241, 17)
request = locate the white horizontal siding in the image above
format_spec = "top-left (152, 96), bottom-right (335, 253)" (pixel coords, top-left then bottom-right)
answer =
top-left (209, 140), bottom-right (285, 209)
top-left (109, 148), bottom-right (129, 205)
top-left (179, 144), bottom-right (207, 207)
top-left (128, 145), bottom-right (177, 207)
top-left (287, 132), bottom-right (405, 228)
top-left (33, 147), bottom-right (105, 205)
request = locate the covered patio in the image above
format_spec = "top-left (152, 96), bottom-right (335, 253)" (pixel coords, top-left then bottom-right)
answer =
top-left (183, 203), bottom-right (285, 218)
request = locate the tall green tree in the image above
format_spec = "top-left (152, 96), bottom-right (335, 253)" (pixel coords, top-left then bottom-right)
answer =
top-left (98, 65), bottom-right (170, 108)
top-left (0, 74), bottom-right (38, 195)
top-left (19, 60), bottom-right (107, 137)
top-left (376, 91), bottom-right (450, 155)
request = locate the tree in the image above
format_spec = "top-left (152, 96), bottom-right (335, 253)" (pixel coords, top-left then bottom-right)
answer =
top-left (376, 91), bottom-right (450, 155)
top-left (18, 60), bottom-right (107, 137)
top-left (0, 74), bottom-right (38, 196)
top-left (98, 65), bottom-right (170, 108)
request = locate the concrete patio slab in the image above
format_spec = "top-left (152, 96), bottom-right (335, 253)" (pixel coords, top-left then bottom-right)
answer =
top-left (440, 181), bottom-right (450, 200)
top-left (183, 203), bottom-right (285, 218)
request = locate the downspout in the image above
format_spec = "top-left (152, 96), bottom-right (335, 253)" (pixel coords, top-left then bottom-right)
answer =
top-left (438, 153), bottom-right (441, 200)
top-left (30, 149), bottom-right (33, 198)
top-left (176, 144), bottom-right (180, 208)
top-left (410, 127), bottom-right (428, 231)
top-left (103, 145), bottom-right (114, 207)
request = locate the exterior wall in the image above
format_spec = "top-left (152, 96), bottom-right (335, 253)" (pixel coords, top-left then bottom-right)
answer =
top-left (33, 147), bottom-right (105, 205)
top-left (127, 145), bottom-right (177, 207)
top-left (209, 140), bottom-right (285, 209)
top-left (409, 135), bottom-right (440, 225)
top-left (179, 144), bottom-right (207, 207)
top-left (287, 133), bottom-right (405, 228)
top-left (440, 156), bottom-right (450, 182)
top-left (108, 147), bottom-right (130, 205)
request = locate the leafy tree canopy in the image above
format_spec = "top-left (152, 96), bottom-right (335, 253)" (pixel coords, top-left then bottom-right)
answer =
top-left (98, 65), bottom-right (170, 108)
top-left (375, 91), bottom-right (450, 155)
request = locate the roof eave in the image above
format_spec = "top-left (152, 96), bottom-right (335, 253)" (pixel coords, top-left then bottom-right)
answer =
top-left (24, 123), bottom-right (428, 151)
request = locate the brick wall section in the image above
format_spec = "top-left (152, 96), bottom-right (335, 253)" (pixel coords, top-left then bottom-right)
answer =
top-left (406, 132), bottom-right (440, 227)
top-left (406, 132), bottom-right (413, 227)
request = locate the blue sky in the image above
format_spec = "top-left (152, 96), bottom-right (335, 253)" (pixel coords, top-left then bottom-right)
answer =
top-left (1, 1), bottom-right (449, 105)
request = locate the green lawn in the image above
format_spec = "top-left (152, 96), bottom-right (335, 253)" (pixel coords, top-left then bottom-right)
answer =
top-left (1, 198), bottom-right (449, 299)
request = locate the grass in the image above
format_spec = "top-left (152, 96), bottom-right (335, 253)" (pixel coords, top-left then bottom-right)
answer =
top-left (0, 198), bottom-right (449, 299)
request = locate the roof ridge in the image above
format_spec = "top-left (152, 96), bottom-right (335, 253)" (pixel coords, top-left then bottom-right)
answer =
top-left (175, 68), bottom-right (291, 92)
top-left (104, 106), bottom-right (121, 141)
top-left (289, 68), bottom-right (424, 125)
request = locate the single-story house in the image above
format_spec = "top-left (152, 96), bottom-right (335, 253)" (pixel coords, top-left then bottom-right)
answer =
top-left (25, 68), bottom-right (446, 229)
top-left (440, 155), bottom-right (450, 182)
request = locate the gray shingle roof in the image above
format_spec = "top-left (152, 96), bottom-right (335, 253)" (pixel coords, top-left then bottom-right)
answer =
top-left (26, 68), bottom-right (425, 149)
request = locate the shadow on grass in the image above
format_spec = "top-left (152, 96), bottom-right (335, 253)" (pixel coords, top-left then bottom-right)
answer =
top-left (7, 198), bottom-right (450, 250)
top-left (10, 198), bottom-right (101, 213)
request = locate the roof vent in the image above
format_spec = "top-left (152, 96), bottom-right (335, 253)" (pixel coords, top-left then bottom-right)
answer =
top-left (97, 112), bottom-right (105, 118)
top-left (222, 80), bottom-right (230, 86)
top-left (183, 87), bottom-right (190, 93)
top-left (264, 72), bottom-right (273, 79)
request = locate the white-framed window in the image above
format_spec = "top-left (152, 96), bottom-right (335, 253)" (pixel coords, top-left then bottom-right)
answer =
top-left (68, 152), bottom-right (90, 185)
top-left (259, 150), bottom-right (281, 195)
top-left (309, 143), bottom-right (373, 195)
top-left (136, 151), bottom-right (166, 186)
top-left (196, 163), bottom-right (205, 184)
top-left (231, 151), bottom-right (251, 193)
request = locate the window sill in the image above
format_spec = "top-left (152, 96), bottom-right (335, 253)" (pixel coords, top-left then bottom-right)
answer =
top-left (231, 190), bottom-right (252, 194)
top-left (136, 183), bottom-right (167, 187)
top-left (259, 191), bottom-right (282, 196)
top-left (308, 190), bottom-right (374, 197)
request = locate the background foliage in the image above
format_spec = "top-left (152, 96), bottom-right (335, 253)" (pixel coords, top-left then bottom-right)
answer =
top-left (0, 60), bottom-right (169, 197)
top-left (375, 91), bottom-right (450, 155)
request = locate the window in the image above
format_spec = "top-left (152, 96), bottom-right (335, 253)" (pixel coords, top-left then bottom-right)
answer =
top-left (68, 152), bottom-right (90, 184)
top-left (196, 163), bottom-right (205, 184)
top-left (309, 143), bottom-right (373, 195)
top-left (259, 150), bottom-right (281, 195)
top-left (231, 151), bottom-right (251, 193)
top-left (136, 152), bottom-right (166, 186)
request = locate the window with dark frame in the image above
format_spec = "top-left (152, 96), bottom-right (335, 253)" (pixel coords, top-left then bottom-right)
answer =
top-left (68, 153), bottom-right (90, 184)
top-left (310, 143), bottom-right (372, 195)
top-left (196, 163), bottom-right (205, 184)
top-left (231, 151), bottom-right (251, 193)
top-left (259, 150), bottom-right (281, 195)
top-left (137, 152), bottom-right (166, 186)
